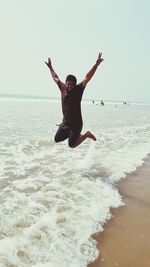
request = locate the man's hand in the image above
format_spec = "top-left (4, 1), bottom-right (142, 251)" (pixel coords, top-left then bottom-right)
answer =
top-left (96, 52), bottom-right (104, 66)
top-left (45, 57), bottom-right (60, 84)
top-left (82, 52), bottom-right (104, 87)
top-left (45, 57), bottom-right (52, 69)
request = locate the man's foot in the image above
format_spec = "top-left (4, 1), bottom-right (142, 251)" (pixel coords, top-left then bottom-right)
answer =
top-left (86, 131), bottom-right (97, 141)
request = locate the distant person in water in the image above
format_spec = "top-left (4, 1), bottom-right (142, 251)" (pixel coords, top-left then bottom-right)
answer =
top-left (45, 52), bottom-right (104, 148)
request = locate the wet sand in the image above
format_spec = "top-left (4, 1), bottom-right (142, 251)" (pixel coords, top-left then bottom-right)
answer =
top-left (89, 157), bottom-right (150, 267)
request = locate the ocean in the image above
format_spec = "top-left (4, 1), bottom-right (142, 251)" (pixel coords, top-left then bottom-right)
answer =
top-left (0, 97), bottom-right (150, 267)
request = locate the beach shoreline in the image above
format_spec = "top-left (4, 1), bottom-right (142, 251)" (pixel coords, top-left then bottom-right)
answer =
top-left (89, 156), bottom-right (150, 267)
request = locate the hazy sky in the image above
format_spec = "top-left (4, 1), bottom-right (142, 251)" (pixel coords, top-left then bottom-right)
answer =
top-left (0, 0), bottom-right (150, 102)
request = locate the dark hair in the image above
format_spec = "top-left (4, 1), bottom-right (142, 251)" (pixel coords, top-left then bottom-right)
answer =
top-left (65, 74), bottom-right (77, 85)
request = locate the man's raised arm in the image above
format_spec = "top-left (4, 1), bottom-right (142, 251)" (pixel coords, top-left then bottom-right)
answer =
top-left (82, 52), bottom-right (104, 88)
top-left (45, 57), bottom-right (60, 84)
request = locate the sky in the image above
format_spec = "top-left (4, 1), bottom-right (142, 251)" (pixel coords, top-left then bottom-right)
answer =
top-left (0, 0), bottom-right (150, 102)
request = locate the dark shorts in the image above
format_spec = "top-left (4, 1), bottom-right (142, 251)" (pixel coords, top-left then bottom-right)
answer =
top-left (54, 123), bottom-right (82, 147)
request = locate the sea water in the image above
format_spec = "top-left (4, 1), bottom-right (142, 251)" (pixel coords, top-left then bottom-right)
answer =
top-left (0, 98), bottom-right (150, 267)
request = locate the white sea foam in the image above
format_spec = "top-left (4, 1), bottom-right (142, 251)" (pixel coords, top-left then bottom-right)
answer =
top-left (0, 100), bottom-right (150, 266)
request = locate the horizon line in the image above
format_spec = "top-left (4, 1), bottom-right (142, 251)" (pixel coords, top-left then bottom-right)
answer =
top-left (0, 93), bottom-right (150, 104)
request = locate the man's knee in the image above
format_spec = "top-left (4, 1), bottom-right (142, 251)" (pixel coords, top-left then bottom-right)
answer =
top-left (54, 135), bottom-right (60, 143)
top-left (68, 139), bottom-right (76, 148)
top-left (68, 130), bottom-right (81, 148)
top-left (54, 132), bottom-right (69, 143)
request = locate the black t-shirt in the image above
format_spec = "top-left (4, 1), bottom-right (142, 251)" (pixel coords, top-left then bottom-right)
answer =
top-left (58, 82), bottom-right (85, 128)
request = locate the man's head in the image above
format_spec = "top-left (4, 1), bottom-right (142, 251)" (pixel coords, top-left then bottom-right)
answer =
top-left (65, 75), bottom-right (77, 89)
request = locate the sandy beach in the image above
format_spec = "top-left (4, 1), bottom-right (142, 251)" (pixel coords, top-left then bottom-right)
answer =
top-left (89, 157), bottom-right (150, 267)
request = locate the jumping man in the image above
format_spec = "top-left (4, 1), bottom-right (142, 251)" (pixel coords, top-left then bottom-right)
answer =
top-left (45, 52), bottom-right (104, 148)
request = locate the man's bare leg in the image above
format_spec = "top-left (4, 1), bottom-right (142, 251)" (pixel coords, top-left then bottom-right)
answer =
top-left (71, 131), bottom-right (97, 148)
